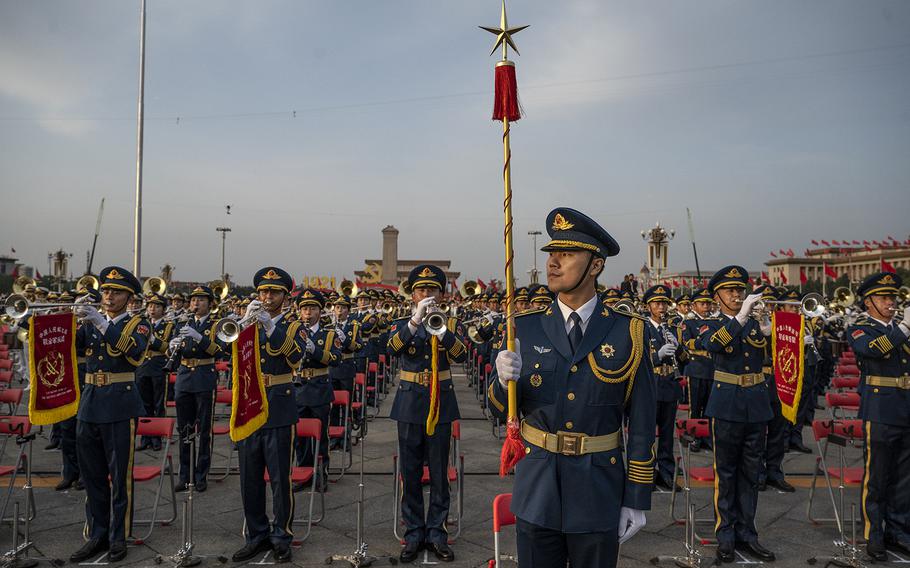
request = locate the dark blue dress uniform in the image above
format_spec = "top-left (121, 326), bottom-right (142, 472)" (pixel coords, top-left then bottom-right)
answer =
top-left (754, 286), bottom-right (790, 489)
top-left (488, 208), bottom-right (656, 568)
top-left (173, 286), bottom-right (225, 488)
top-left (643, 285), bottom-right (684, 484)
top-left (136, 293), bottom-right (173, 450)
top-left (293, 289), bottom-right (341, 472)
top-left (386, 265), bottom-right (467, 549)
top-left (74, 266), bottom-right (149, 549)
top-left (846, 272), bottom-right (910, 554)
top-left (238, 267), bottom-right (307, 552)
top-left (328, 296), bottom-right (362, 444)
top-left (697, 266), bottom-right (773, 551)
top-left (681, 288), bottom-right (715, 423)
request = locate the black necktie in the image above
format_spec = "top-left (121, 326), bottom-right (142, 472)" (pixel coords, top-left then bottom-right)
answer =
top-left (568, 312), bottom-right (583, 354)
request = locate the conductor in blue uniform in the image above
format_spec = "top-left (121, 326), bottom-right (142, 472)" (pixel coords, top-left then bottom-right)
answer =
top-left (490, 208), bottom-right (657, 568)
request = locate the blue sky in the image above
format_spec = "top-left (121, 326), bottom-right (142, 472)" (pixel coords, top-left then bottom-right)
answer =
top-left (1, 1), bottom-right (908, 286)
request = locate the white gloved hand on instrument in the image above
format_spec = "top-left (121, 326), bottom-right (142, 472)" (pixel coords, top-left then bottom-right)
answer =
top-left (735, 293), bottom-right (762, 326)
top-left (495, 339), bottom-right (522, 388)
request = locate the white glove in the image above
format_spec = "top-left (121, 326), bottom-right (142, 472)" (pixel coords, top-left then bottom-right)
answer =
top-left (484, 313), bottom-right (495, 325)
top-left (735, 293), bottom-right (762, 325)
top-left (657, 343), bottom-right (676, 359)
top-left (495, 338), bottom-right (522, 388)
top-left (179, 325), bottom-right (202, 342)
top-left (900, 306), bottom-right (910, 332)
top-left (77, 305), bottom-right (107, 332)
top-left (304, 336), bottom-right (316, 354)
top-left (617, 507), bottom-right (646, 544)
top-left (169, 337), bottom-right (183, 351)
top-left (411, 297), bottom-right (436, 325)
top-left (244, 300), bottom-right (262, 318)
top-left (256, 309), bottom-right (275, 334)
top-left (803, 334), bottom-right (815, 346)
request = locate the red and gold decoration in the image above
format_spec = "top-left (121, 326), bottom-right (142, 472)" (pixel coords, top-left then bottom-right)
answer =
top-left (425, 335), bottom-right (441, 436)
top-left (772, 310), bottom-right (805, 424)
top-left (27, 312), bottom-right (80, 425)
top-left (480, 0), bottom-right (529, 476)
top-left (229, 324), bottom-right (269, 441)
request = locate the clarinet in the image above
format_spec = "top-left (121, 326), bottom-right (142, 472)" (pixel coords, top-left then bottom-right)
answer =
top-left (163, 314), bottom-right (191, 373)
top-left (660, 321), bottom-right (681, 377)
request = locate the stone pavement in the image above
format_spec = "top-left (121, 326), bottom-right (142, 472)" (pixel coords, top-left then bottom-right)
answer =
top-left (0, 366), bottom-right (904, 568)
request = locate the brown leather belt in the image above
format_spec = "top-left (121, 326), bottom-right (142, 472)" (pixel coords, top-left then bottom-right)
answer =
top-left (263, 373), bottom-right (294, 387)
top-left (85, 372), bottom-right (134, 387)
top-left (866, 375), bottom-right (910, 389)
top-left (714, 371), bottom-right (764, 387)
top-left (399, 370), bottom-right (452, 387)
top-left (297, 367), bottom-right (329, 379)
top-left (521, 421), bottom-right (621, 456)
top-left (181, 358), bottom-right (215, 368)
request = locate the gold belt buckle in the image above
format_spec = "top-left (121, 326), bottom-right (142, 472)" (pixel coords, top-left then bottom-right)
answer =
top-left (263, 374), bottom-right (273, 387)
top-left (95, 373), bottom-right (108, 386)
top-left (898, 376), bottom-right (910, 389)
top-left (300, 369), bottom-right (312, 379)
top-left (557, 432), bottom-right (584, 456)
top-left (741, 374), bottom-right (756, 387)
top-left (418, 372), bottom-right (430, 387)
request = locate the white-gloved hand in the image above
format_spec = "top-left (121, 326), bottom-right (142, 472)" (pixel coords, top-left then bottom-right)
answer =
top-left (735, 293), bottom-right (763, 325)
top-left (804, 334), bottom-right (815, 346)
top-left (617, 507), bottom-right (647, 544)
top-left (495, 338), bottom-right (522, 388)
top-left (411, 297), bottom-right (436, 326)
top-left (179, 326), bottom-right (202, 342)
top-left (484, 313), bottom-right (495, 325)
top-left (169, 337), bottom-right (183, 351)
top-left (304, 336), bottom-right (316, 354)
top-left (256, 309), bottom-right (275, 334)
top-left (77, 305), bottom-right (107, 331)
top-left (900, 306), bottom-right (910, 333)
top-left (245, 300), bottom-right (262, 318)
top-left (657, 343), bottom-right (676, 360)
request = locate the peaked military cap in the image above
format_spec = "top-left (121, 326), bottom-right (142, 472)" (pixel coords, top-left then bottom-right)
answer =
top-left (677, 293), bottom-right (692, 305)
top-left (408, 264), bottom-right (446, 290)
top-left (781, 288), bottom-right (801, 302)
top-left (692, 287), bottom-right (712, 303)
top-left (530, 284), bottom-right (554, 304)
top-left (189, 285), bottom-right (215, 300)
top-left (334, 295), bottom-right (352, 307)
top-left (254, 267), bottom-right (293, 293)
top-left (857, 271), bottom-right (902, 299)
top-left (296, 288), bottom-right (326, 309)
top-left (99, 266), bottom-right (142, 295)
top-left (709, 265), bottom-right (749, 295)
top-left (540, 207), bottom-right (620, 258)
top-left (514, 287), bottom-right (530, 302)
top-left (643, 285), bottom-right (673, 304)
top-left (145, 292), bottom-right (167, 306)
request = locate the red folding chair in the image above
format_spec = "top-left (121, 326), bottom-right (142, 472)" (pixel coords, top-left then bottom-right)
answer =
top-left (489, 493), bottom-right (517, 568)
top-left (377, 354), bottom-right (388, 395)
top-left (392, 420), bottom-right (464, 542)
top-left (0, 416), bottom-right (35, 525)
top-left (260, 418), bottom-right (325, 542)
top-left (807, 419), bottom-right (864, 532)
top-left (0, 359), bottom-right (12, 371)
top-left (826, 391), bottom-right (860, 419)
top-left (677, 377), bottom-right (690, 414)
top-left (0, 388), bottom-right (23, 415)
top-left (166, 373), bottom-right (177, 409)
top-left (328, 390), bottom-right (352, 479)
top-left (130, 417), bottom-right (178, 544)
top-left (355, 372), bottom-right (378, 420)
top-left (0, 371), bottom-right (13, 389)
top-left (831, 376), bottom-right (860, 391)
top-left (670, 418), bottom-right (715, 542)
top-left (836, 363), bottom-right (860, 377)
top-left (212, 388), bottom-right (238, 481)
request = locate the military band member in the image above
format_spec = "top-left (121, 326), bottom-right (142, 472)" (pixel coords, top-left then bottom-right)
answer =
top-left (529, 284), bottom-right (554, 310)
top-left (681, 288), bottom-right (715, 452)
top-left (492, 208), bottom-right (656, 568)
top-left (698, 266), bottom-right (775, 563)
top-left (169, 292), bottom-right (187, 315)
top-left (644, 285), bottom-right (684, 491)
top-left (676, 293), bottom-right (692, 319)
top-left (387, 264), bottom-right (467, 563)
top-left (232, 267), bottom-right (306, 564)
top-left (293, 288), bottom-right (341, 491)
top-left (136, 293), bottom-right (172, 452)
top-left (514, 287), bottom-right (531, 313)
top-left (329, 294), bottom-right (362, 447)
top-left (846, 271), bottom-right (910, 561)
top-left (168, 285), bottom-right (224, 493)
top-left (69, 267), bottom-right (150, 564)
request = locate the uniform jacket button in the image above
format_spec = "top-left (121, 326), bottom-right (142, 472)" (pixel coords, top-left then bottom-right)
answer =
top-left (565, 421), bottom-right (573, 430)
top-left (570, 365), bottom-right (578, 373)
top-left (567, 393), bottom-right (575, 401)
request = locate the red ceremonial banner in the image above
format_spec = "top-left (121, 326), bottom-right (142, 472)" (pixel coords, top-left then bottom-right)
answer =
top-left (28, 312), bottom-right (80, 425)
top-left (229, 323), bottom-right (268, 442)
top-left (772, 310), bottom-right (805, 424)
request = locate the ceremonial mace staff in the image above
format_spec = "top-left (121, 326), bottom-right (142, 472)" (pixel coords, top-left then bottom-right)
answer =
top-left (480, 0), bottom-right (529, 476)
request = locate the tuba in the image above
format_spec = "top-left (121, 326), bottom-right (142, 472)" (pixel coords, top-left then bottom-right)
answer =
top-left (459, 280), bottom-right (480, 299)
top-left (398, 279), bottom-right (413, 298)
top-left (336, 278), bottom-right (358, 298)
top-left (75, 274), bottom-right (100, 294)
top-left (13, 276), bottom-right (37, 296)
top-left (209, 280), bottom-right (230, 301)
top-left (143, 276), bottom-right (167, 296)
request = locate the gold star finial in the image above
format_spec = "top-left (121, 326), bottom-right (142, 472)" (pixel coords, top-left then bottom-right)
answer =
top-left (479, 0), bottom-right (529, 60)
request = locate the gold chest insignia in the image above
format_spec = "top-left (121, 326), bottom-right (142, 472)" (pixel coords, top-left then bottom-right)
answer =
top-left (600, 343), bottom-right (615, 358)
top-left (601, 308), bottom-right (610, 317)
top-left (529, 374), bottom-right (543, 387)
top-left (408, 347), bottom-right (417, 355)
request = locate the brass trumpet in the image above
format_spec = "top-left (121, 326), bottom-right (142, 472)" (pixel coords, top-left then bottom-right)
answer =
top-left (4, 294), bottom-right (102, 320)
top-left (424, 302), bottom-right (448, 337)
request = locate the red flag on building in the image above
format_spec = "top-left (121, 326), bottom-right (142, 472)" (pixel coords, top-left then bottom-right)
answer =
top-left (852, 240), bottom-right (860, 245)
top-left (780, 272), bottom-right (788, 284)
top-left (865, 245), bottom-right (873, 251)
top-left (769, 251), bottom-right (778, 258)
top-left (761, 271), bottom-right (769, 283)
top-left (799, 267), bottom-right (808, 285)
top-left (804, 249), bottom-right (811, 256)
top-left (787, 249), bottom-right (795, 257)
top-left (824, 263), bottom-right (838, 279)
top-left (672, 279), bottom-right (680, 288)
top-left (821, 240), bottom-right (830, 246)
top-left (882, 259), bottom-right (897, 274)
top-left (863, 240), bottom-right (870, 245)
top-left (872, 240), bottom-right (880, 245)
top-left (778, 249), bottom-right (787, 256)
top-left (477, 278), bottom-right (487, 290)
top-left (811, 239), bottom-right (819, 246)
top-left (832, 240), bottom-right (841, 246)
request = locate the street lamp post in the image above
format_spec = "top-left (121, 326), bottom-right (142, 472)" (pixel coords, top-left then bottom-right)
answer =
top-left (641, 223), bottom-right (675, 287)
top-left (528, 230), bottom-right (542, 284)
top-left (216, 227), bottom-right (231, 281)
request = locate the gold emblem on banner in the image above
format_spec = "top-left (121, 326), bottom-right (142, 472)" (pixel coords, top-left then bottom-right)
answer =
top-left (37, 352), bottom-right (66, 388)
top-left (779, 348), bottom-right (797, 384)
top-left (530, 374), bottom-right (543, 387)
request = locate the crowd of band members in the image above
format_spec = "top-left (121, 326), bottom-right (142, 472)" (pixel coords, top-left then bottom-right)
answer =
top-left (5, 243), bottom-right (908, 565)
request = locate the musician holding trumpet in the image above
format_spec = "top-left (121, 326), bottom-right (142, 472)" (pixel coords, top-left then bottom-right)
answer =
top-left (846, 271), bottom-right (910, 561)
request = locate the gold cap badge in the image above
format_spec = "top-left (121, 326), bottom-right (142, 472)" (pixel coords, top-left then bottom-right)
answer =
top-left (879, 274), bottom-right (896, 285)
top-left (552, 213), bottom-right (574, 231)
top-left (106, 268), bottom-right (124, 280)
top-left (724, 267), bottom-right (742, 278)
top-left (418, 267), bottom-right (435, 278)
top-left (303, 290), bottom-right (314, 298)
top-left (263, 269), bottom-right (281, 280)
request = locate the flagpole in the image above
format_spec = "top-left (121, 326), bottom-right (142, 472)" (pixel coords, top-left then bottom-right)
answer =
top-left (132, 0), bottom-right (147, 277)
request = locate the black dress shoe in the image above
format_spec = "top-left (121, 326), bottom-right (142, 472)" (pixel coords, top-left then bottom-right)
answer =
top-left (427, 542), bottom-right (454, 562)
top-left (716, 542), bottom-right (735, 563)
top-left (657, 475), bottom-right (682, 492)
top-left (232, 539), bottom-right (272, 563)
top-left (44, 440), bottom-right (60, 451)
top-left (70, 538), bottom-right (109, 563)
top-left (736, 540), bottom-right (776, 562)
top-left (789, 441), bottom-right (812, 454)
top-left (399, 541), bottom-right (421, 563)
top-left (108, 542), bottom-right (127, 562)
top-left (767, 477), bottom-right (796, 493)
top-left (74, 479), bottom-right (85, 491)
top-left (867, 542), bottom-right (887, 562)
top-left (273, 543), bottom-right (292, 563)
top-left (757, 479), bottom-right (767, 492)
top-left (195, 479), bottom-right (207, 493)
top-left (175, 482), bottom-right (189, 493)
top-left (886, 538), bottom-right (910, 556)
top-left (55, 477), bottom-right (77, 491)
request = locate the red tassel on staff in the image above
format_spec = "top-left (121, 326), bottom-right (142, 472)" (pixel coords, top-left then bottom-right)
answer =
top-left (493, 62), bottom-right (521, 122)
top-left (499, 419), bottom-right (524, 476)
